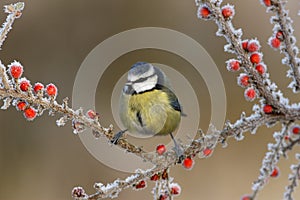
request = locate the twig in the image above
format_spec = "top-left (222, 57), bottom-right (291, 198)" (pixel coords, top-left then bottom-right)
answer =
top-left (284, 154), bottom-right (300, 200)
top-left (0, 2), bottom-right (24, 49)
top-left (251, 123), bottom-right (291, 199)
top-left (261, 0), bottom-right (300, 92)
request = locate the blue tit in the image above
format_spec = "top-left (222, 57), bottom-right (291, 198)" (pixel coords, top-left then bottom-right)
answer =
top-left (113, 62), bottom-right (183, 155)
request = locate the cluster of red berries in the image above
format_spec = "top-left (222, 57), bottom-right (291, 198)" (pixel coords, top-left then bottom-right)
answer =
top-left (150, 171), bottom-right (181, 200)
top-left (158, 186), bottom-right (181, 200)
top-left (156, 144), bottom-right (195, 170)
top-left (226, 39), bottom-right (277, 114)
top-left (197, 3), bottom-right (235, 20)
top-left (8, 61), bottom-right (58, 121)
top-left (226, 39), bottom-right (267, 102)
top-left (134, 172), bottom-right (181, 198)
top-left (269, 30), bottom-right (284, 49)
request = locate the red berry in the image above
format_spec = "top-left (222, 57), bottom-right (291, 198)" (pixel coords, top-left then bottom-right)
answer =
top-left (150, 174), bottom-right (160, 181)
top-left (72, 120), bottom-right (85, 134)
top-left (33, 82), bottom-right (44, 93)
top-left (241, 195), bottom-right (252, 200)
top-left (198, 6), bottom-right (211, 19)
top-left (156, 144), bottom-right (166, 155)
top-left (270, 37), bottom-right (281, 48)
top-left (87, 109), bottom-right (98, 119)
top-left (270, 167), bottom-right (279, 178)
top-left (245, 88), bottom-right (256, 101)
top-left (16, 101), bottom-right (27, 111)
top-left (255, 64), bottom-right (266, 75)
top-left (292, 126), bottom-right (300, 135)
top-left (238, 74), bottom-right (250, 87)
top-left (19, 79), bottom-right (30, 92)
top-left (182, 157), bottom-right (194, 169)
top-left (203, 148), bottom-right (213, 156)
top-left (242, 40), bottom-right (249, 51)
top-left (135, 180), bottom-right (146, 189)
top-left (276, 31), bottom-right (284, 41)
top-left (284, 135), bottom-right (290, 140)
top-left (263, 0), bottom-right (272, 7)
top-left (72, 187), bottom-right (86, 198)
top-left (9, 62), bottom-right (23, 79)
top-left (247, 40), bottom-right (260, 52)
top-left (263, 105), bottom-right (273, 114)
top-left (227, 59), bottom-right (240, 72)
top-left (159, 194), bottom-right (168, 200)
top-left (221, 5), bottom-right (234, 19)
top-left (24, 107), bottom-right (37, 120)
top-left (250, 53), bottom-right (261, 64)
top-left (46, 83), bottom-right (57, 97)
top-left (170, 183), bottom-right (181, 196)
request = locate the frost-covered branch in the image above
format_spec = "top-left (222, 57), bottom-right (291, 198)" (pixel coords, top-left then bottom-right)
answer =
top-left (0, 60), bottom-right (154, 161)
top-left (0, 2), bottom-right (24, 49)
top-left (219, 105), bottom-right (299, 142)
top-left (284, 154), bottom-right (300, 200)
top-left (197, 0), bottom-right (291, 116)
top-left (260, 0), bottom-right (300, 93)
top-left (251, 123), bottom-right (290, 199)
top-left (195, 0), bottom-right (300, 199)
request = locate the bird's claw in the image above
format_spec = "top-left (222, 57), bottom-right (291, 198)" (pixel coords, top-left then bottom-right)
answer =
top-left (111, 129), bottom-right (127, 145)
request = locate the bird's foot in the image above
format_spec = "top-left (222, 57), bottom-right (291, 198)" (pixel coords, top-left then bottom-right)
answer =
top-left (173, 143), bottom-right (185, 163)
top-left (111, 129), bottom-right (127, 145)
top-left (170, 133), bottom-right (185, 162)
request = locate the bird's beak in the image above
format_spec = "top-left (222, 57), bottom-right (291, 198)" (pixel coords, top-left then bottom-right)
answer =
top-left (123, 82), bottom-right (133, 94)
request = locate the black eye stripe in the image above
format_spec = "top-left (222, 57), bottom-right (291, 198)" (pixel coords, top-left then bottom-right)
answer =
top-left (133, 73), bottom-right (157, 84)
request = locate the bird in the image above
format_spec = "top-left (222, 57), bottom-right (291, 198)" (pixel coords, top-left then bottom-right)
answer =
top-left (113, 62), bottom-right (184, 156)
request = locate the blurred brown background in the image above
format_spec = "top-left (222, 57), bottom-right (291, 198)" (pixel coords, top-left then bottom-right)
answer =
top-left (0, 0), bottom-right (300, 199)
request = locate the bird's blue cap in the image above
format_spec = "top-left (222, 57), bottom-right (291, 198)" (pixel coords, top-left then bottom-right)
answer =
top-left (130, 62), bottom-right (148, 69)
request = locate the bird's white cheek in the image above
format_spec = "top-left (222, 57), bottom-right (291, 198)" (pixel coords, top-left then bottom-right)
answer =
top-left (132, 81), bottom-right (156, 93)
top-left (132, 75), bottom-right (158, 93)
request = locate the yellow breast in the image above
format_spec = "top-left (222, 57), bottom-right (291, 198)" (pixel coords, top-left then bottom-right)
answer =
top-left (120, 89), bottom-right (181, 136)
